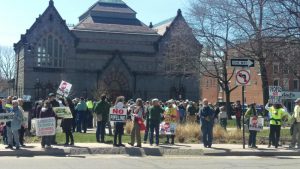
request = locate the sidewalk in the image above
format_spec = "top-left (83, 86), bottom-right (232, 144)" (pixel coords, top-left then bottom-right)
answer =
top-left (0, 143), bottom-right (299, 157)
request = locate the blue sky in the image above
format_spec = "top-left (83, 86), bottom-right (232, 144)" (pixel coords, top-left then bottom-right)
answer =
top-left (0, 0), bottom-right (188, 46)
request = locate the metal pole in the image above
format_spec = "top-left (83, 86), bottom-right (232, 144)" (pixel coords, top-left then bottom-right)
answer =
top-left (242, 85), bottom-right (245, 149)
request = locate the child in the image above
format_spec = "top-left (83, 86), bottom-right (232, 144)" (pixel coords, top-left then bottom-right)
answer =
top-left (218, 106), bottom-right (227, 130)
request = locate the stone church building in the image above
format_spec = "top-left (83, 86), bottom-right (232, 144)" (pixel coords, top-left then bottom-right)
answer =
top-left (13, 0), bottom-right (201, 101)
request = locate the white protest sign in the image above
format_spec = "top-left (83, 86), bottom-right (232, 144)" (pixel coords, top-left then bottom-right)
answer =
top-left (249, 116), bottom-right (264, 131)
top-left (109, 108), bottom-right (127, 122)
top-left (0, 113), bottom-right (14, 123)
top-left (36, 117), bottom-right (56, 136)
top-left (56, 81), bottom-right (72, 97)
top-left (269, 86), bottom-right (282, 104)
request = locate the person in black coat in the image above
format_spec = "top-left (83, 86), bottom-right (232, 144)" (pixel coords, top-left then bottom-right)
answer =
top-left (60, 98), bottom-right (74, 146)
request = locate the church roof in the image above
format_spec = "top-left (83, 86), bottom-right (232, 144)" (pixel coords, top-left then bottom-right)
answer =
top-left (74, 0), bottom-right (156, 35)
top-left (153, 17), bottom-right (175, 35)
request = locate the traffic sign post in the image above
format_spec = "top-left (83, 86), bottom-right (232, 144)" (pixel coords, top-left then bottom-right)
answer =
top-left (231, 58), bottom-right (254, 149)
top-left (235, 69), bottom-right (251, 86)
top-left (231, 58), bottom-right (255, 67)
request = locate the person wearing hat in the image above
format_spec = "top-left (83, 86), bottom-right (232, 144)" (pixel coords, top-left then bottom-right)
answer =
top-left (290, 98), bottom-right (300, 148)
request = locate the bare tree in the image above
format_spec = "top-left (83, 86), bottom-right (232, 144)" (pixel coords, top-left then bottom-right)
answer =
top-left (188, 0), bottom-right (282, 106)
top-left (188, 0), bottom-right (238, 112)
top-left (0, 46), bottom-right (15, 80)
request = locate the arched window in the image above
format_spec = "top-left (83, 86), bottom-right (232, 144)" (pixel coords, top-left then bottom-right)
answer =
top-left (36, 34), bottom-right (64, 68)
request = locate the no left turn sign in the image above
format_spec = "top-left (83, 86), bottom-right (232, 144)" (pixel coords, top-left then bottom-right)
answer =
top-left (236, 69), bottom-right (251, 86)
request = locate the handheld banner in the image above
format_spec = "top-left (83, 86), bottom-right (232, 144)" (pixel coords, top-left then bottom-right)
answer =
top-left (0, 113), bottom-right (14, 123)
top-left (249, 116), bottom-right (264, 131)
top-left (56, 81), bottom-right (72, 97)
top-left (36, 117), bottom-right (56, 136)
top-left (109, 108), bottom-right (127, 122)
top-left (53, 107), bottom-right (73, 119)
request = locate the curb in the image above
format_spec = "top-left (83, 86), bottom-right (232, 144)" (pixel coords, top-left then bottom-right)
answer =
top-left (0, 147), bottom-right (300, 157)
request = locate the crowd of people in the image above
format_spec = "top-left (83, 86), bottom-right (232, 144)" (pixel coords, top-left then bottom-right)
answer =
top-left (0, 93), bottom-right (300, 150)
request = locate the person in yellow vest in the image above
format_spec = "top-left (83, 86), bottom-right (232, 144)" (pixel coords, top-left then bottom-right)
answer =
top-left (290, 98), bottom-right (300, 149)
top-left (265, 102), bottom-right (289, 148)
top-left (5, 96), bottom-right (13, 113)
top-left (86, 99), bottom-right (94, 128)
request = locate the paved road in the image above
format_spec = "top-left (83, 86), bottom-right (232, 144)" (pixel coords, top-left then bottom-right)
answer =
top-left (2, 155), bottom-right (300, 169)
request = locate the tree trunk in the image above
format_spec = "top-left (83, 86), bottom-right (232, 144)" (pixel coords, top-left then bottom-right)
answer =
top-left (259, 60), bottom-right (269, 106)
top-left (225, 86), bottom-right (232, 119)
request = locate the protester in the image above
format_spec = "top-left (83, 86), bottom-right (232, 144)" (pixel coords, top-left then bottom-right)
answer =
top-left (0, 99), bottom-right (4, 113)
top-left (178, 103), bottom-right (186, 123)
top-left (113, 96), bottom-right (126, 147)
top-left (47, 93), bottom-right (59, 145)
top-left (75, 97), bottom-right (88, 133)
top-left (218, 106), bottom-right (227, 130)
top-left (265, 102), bottom-right (289, 148)
top-left (17, 98), bottom-right (26, 147)
top-left (233, 100), bottom-right (242, 129)
top-left (199, 98), bottom-right (214, 148)
top-left (61, 98), bottom-right (74, 146)
top-left (143, 100), bottom-right (152, 143)
top-left (290, 98), bottom-right (300, 149)
top-left (39, 100), bottom-right (56, 148)
top-left (164, 100), bottom-right (179, 145)
top-left (245, 103), bottom-right (258, 148)
top-left (187, 102), bottom-right (197, 123)
top-left (65, 98), bottom-right (76, 132)
top-left (129, 98), bottom-right (144, 147)
top-left (149, 99), bottom-right (164, 146)
top-left (86, 98), bottom-right (94, 128)
top-left (94, 94), bottom-right (110, 143)
top-left (6, 100), bottom-right (23, 150)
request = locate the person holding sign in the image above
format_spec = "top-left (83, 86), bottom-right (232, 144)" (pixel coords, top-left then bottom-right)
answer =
top-left (128, 98), bottom-right (145, 148)
top-left (245, 103), bottom-right (258, 148)
top-left (39, 101), bottom-right (56, 148)
top-left (265, 102), bottom-right (289, 148)
top-left (113, 96), bottom-right (126, 147)
top-left (163, 100), bottom-right (179, 145)
top-left (60, 98), bottom-right (74, 146)
top-left (5, 100), bottom-right (23, 150)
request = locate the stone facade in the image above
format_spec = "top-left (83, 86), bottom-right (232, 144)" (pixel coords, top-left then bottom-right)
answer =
top-left (14, 0), bottom-right (201, 101)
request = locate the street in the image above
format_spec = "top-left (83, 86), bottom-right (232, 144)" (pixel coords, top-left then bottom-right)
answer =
top-left (2, 155), bottom-right (300, 169)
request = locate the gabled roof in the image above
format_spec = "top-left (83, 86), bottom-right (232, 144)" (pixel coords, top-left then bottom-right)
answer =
top-left (14, 0), bottom-right (74, 49)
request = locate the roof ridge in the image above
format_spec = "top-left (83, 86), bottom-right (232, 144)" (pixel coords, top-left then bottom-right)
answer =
top-left (153, 17), bottom-right (176, 27)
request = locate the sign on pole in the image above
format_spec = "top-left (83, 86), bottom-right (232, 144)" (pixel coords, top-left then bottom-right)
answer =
top-left (53, 107), bottom-right (73, 119)
top-left (56, 81), bottom-right (72, 97)
top-left (269, 86), bottom-right (282, 104)
top-left (235, 69), bottom-right (251, 86)
top-left (36, 117), bottom-right (56, 136)
top-left (249, 117), bottom-right (264, 131)
top-left (231, 58), bottom-right (255, 67)
top-left (109, 108), bottom-right (127, 122)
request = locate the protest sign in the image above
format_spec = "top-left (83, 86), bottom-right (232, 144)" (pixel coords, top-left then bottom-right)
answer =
top-left (53, 107), bottom-right (73, 119)
top-left (269, 86), bottom-right (282, 104)
top-left (23, 111), bottom-right (29, 128)
top-left (109, 108), bottom-right (127, 122)
top-left (0, 113), bottom-right (14, 123)
top-left (36, 117), bottom-right (56, 136)
top-left (249, 116), bottom-right (264, 131)
top-left (160, 108), bottom-right (178, 135)
top-left (56, 81), bottom-right (72, 97)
